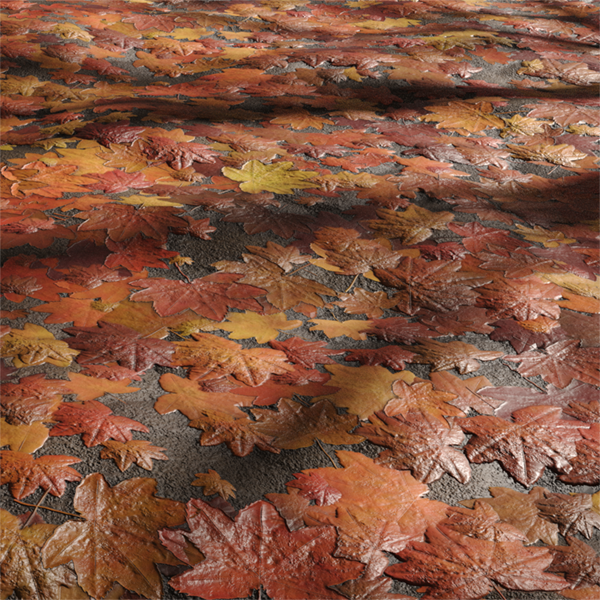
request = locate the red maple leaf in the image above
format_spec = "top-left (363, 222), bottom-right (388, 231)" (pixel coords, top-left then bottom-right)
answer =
top-left (129, 273), bottom-right (265, 319)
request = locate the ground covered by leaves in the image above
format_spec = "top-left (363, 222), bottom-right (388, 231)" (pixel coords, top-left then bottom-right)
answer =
top-left (1, 0), bottom-right (599, 599)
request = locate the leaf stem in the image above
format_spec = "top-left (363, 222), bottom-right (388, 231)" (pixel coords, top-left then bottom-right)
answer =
top-left (174, 262), bottom-right (191, 283)
top-left (13, 499), bottom-right (84, 520)
top-left (344, 273), bottom-right (359, 293)
top-left (23, 489), bottom-right (49, 527)
top-left (492, 583), bottom-right (508, 600)
top-left (286, 264), bottom-right (310, 277)
top-left (316, 439), bottom-right (338, 468)
top-left (503, 362), bottom-right (546, 392)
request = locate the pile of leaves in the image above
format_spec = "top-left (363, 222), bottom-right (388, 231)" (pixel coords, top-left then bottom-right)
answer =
top-left (1, 0), bottom-right (599, 599)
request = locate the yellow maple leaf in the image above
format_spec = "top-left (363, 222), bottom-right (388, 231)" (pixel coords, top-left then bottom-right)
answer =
top-left (313, 364), bottom-right (415, 419)
top-left (421, 100), bottom-right (504, 133)
top-left (541, 274), bottom-right (600, 299)
top-left (507, 143), bottom-right (594, 168)
top-left (309, 319), bottom-right (372, 341)
top-left (514, 224), bottom-right (576, 248)
top-left (222, 160), bottom-right (318, 194)
top-left (270, 110), bottom-right (334, 131)
top-left (1, 324), bottom-right (79, 368)
top-left (218, 312), bottom-right (302, 344)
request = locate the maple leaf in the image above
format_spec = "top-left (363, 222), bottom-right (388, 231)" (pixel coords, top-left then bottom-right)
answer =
top-left (461, 487), bottom-right (559, 545)
top-left (384, 380), bottom-right (464, 423)
top-left (129, 273), bottom-right (264, 320)
top-left (309, 319), bottom-right (371, 341)
top-left (504, 340), bottom-right (600, 388)
top-left (458, 405), bottom-right (585, 487)
top-left (0, 419), bottom-right (49, 454)
top-left (251, 398), bottom-right (363, 450)
top-left (358, 411), bottom-right (470, 484)
top-left (421, 100), bottom-right (505, 133)
top-left (365, 206), bottom-right (453, 244)
top-left (0, 374), bottom-right (67, 425)
top-left (548, 536), bottom-right (600, 590)
top-left (192, 469), bottom-right (236, 501)
top-left (172, 332), bottom-right (294, 386)
top-left (65, 322), bottom-right (174, 373)
top-left (190, 411), bottom-right (279, 457)
top-left (105, 235), bottom-right (178, 272)
top-left (558, 423), bottom-right (600, 485)
top-left (49, 400), bottom-right (148, 447)
top-left (310, 227), bottom-right (407, 276)
top-left (100, 440), bottom-right (168, 472)
top-left (536, 492), bottom-right (600, 540)
top-left (222, 160), bottom-right (317, 194)
top-left (362, 316), bottom-right (436, 344)
top-left (387, 525), bottom-right (567, 599)
top-left (286, 451), bottom-right (447, 562)
top-left (162, 498), bottom-right (363, 600)
top-left (1, 450), bottom-right (81, 500)
top-left (443, 502), bottom-right (528, 543)
top-left (42, 473), bottom-right (186, 600)
top-left (313, 364), bottom-right (415, 420)
top-left (476, 276), bottom-right (563, 321)
top-left (374, 258), bottom-right (490, 316)
top-left (0, 510), bottom-right (77, 600)
top-left (63, 372), bottom-right (140, 402)
top-left (344, 346), bottom-right (416, 371)
top-left (508, 143), bottom-right (595, 169)
top-left (408, 338), bottom-right (504, 374)
top-left (217, 311), bottom-right (302, 343)
top-left (76, 204), bottom-right (188, 242)
top-left (216, 253), bottom-right (336, 310)
top-left (429, 372), bottom-right (498, 415)
top-left (269, 337), bottom-right (345, 369)
top-left (155, 373), bottom-right (249, 421)
top-left (1, 324), bottom-right (79, 368)
top-left (332, 288), bottom-right (398, 319)
top-left (140, 136), bottom-right (220, 171)
top-left (490, 318), bottom-right (569, 354)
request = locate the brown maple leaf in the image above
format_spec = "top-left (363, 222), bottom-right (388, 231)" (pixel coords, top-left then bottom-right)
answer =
top-left (269, 337), bottom-right (345, 369)
top-left (42, 473), bottom-right (186, 600)
top-left (100, 440), bottom-right (168, 472)
top-left (476, 276), bottom-right (563, 321)
top-left (504, 340), bottom-right (600, 388)
top-left (0, 510), bottom-right (77, 600)
top-left (374, 257), bottom-right (490, 315)
top-left (76, 204), bottom-right (188, 242)
top-left (65, 322), bottom-right (174, 372)
top-left (459, 405), bottom-right (585, 487)
top-left (557, 423), bottom-right (600, 486)
top-left (129, 273), bottom-right (265, 319)
top-left (251, 398), bottom-right (363, 450)
top-left (215, 254), bottom-right (336, 311)
top-left (407, 338), bottom-right (504, 374)
top-left (358, 410), bottom-right (470, 484)
top-left (1, 450), bottom-right (81, 500)
top-left (536, 492), bottom-right (600, 539)
top-left (387, 525), bottom-right (567, 599)
top-left (443, 502), bottom-right (529, 543)
top-left (365, 205), bottom-right (453, 244)
top-left (191, 469), bottom-right (236, 501)
top-left (461, 487), bottom-right (559, 545)
top-left (172, 332), bottom-right (294, 386)
top-left (548, 536), bottom-right (600, 590)
top-left (161, 498), bottom-right (364, 600)
top-left (49, 400), bottom-right (148, 447)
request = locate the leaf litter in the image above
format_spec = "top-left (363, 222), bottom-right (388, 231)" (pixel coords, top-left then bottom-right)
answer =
top-left (0, 0), bottom-right (598, 599)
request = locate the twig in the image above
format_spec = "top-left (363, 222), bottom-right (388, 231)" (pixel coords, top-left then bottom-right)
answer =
top-left (174, 262), bottom-right (191, 283)
top-left (344, 273), bottom-right (359, 293)
top-left (23, 490), bottom-right (49, 527)
top-left (503, 362), bottom-right (546, 392)
top-left (14, 499), bottom-right (84, 520)
top-left (492, 583), bottom-right (508, 600)
top-left (286, 264), bottom-right (310, 277)
top-left (316, 439), bottom-right (338, 468)
top-left (464, 385), bottom-right (497, 410)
